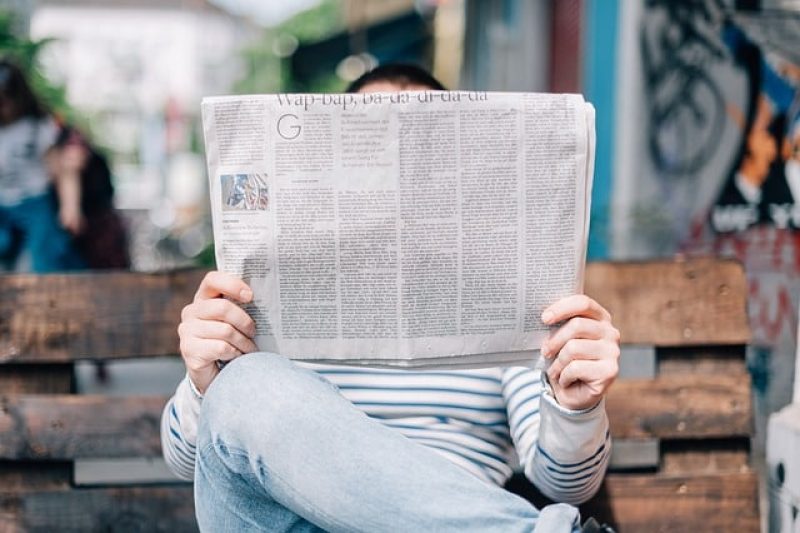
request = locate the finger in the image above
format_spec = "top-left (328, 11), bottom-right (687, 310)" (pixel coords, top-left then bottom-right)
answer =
top-left (541, 317), bottom-right (606, 358)
top-left (184, 299), bottom-right (256, 338)
top-left (559, 358), bottom-right (617, 391)
top-left (558, 359), bottom-right (595, 388)
top-left (541, 295), bottom-right (611, 325)
top-left (188, 318), bottom-right (258, 354)
top-left (547, 339), bottom-right (603, 382)
top-left (180, 337), bottom-right (241, 370)
top-left (194, 271), bottom-right (253, 303)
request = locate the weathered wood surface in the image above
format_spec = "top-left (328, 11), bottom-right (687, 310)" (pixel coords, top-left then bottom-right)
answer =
top-left (0, 371), bottom-right (751, 460)
top-left (585, 259), bottom-right (750, 346)
top-left (581, 471), bottom-right (760, 532)
top-left (4, 473), bottom-right (758, 533)
top-left (0, 486), bottom-right (196, 533)
top-left (0, 269), bottom-right (205, 363)
top-left (0, 360), bottom-right (74, 511)
top-left (661, 439), bottom-right (751, 475)
top-left (606, 373), bottom-right (751, 440)
top-left (0, 395), bottom-right (164, 459)
top-left (0, 260), bottom-right (759, 531)
top-left (0, 259), bottom-right (749, 363)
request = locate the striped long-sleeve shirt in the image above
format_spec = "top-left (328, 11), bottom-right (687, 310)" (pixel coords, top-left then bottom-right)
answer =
top-left (162, 363), bottom-right (610, 505)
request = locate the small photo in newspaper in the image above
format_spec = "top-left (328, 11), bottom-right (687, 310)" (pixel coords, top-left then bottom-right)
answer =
top-left (221, 173), bottom-right (269, 211)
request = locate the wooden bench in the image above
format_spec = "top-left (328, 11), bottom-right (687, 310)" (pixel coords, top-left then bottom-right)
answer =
top-left (510, 258), bottom-right (760, 531)
top-left (0, 259), bottom-right (758, 531)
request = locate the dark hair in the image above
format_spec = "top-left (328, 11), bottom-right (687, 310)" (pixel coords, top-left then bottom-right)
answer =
top-left (0, 59), bottom-right (46, 120)
top-left (346, 63), bottom-right (446, 93)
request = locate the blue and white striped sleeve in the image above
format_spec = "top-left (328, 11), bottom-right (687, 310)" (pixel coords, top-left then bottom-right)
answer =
top-left (501, 366), bottom-right (611, 505)
top-left (160, 374), bottom-right (203, 481)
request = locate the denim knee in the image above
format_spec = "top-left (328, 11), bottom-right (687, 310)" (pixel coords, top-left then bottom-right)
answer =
top-left (199, 353), bottom-right (324, 449)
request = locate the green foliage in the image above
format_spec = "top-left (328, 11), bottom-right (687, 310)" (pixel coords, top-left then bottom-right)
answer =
top-left (280, 0), bottom-right (343, 44)
top-left (0, 10), bottom-right (74, 123)
top-left (195, 240), bottom-right (217, 268)
top-left (286, 71), bottom-right (347, 94)
top-left (234, 0), bottom-right (345, 95)
top-left (233, 34), bottom-right (285, 95)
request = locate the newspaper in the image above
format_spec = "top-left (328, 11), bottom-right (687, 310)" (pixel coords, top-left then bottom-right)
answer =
top-left (201, 91), bottom-right (595, 368)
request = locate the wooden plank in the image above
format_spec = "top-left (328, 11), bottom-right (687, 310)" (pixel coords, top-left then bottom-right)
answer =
top-left (585, 259), bottom-right (750, 346)
top-left (0, 259), bottom-right (750, 360)
top-left (0, 395), bottom-right (165, 459)
top-left (580, 472), bottom-right (760, 532)
top-left (0, 365), bottom-right (73, 393)
top-left (661, 439), bottom-right (751, 475)
top-left (0, 373), bottom-right (751, 460)
top-left (606, 374), bottom-right (752, 440)
top-left (0, 486), bottom-right (196, 533)
top-left (0, 269), bottom-right (206, 364)
top-left (0, 362), bottom-right (74, 506)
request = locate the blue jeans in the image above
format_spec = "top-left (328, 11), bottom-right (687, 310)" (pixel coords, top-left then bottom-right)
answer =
top-left (0, 194), bottom-right (84, 273)
top-left (194, 353), bottom-right (581, 532)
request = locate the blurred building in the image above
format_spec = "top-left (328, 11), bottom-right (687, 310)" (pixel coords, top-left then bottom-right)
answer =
top-left (30, 0), bottom-right (254, 267)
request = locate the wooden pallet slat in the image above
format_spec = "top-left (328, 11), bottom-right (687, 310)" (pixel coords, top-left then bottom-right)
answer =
top-left (584, 259), bottom-right (750, 346)
top-left (0, 270), bottom-right (205, 363)
top-left (0, 396), bottom-right (165, 459)
top-left (606, 374), bottom-right (752, 440)
top-left (581, 472), bottom-right (760, 532)
top-left (0, 486), bottom-right (197, 533)
top-left (0, 370), bottom-right (752, 459)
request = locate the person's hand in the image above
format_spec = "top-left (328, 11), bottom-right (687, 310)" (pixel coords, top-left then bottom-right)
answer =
top-left (60, 143), bottom-right (88, 173)
top-left (59, 204), bottom-right (85, 235)
top-left (540, 295), bottom-right (620, 411)
top-left (178, 271), bottom-right (258, 394)
top-left (49, 143), bottom-right (89, 235)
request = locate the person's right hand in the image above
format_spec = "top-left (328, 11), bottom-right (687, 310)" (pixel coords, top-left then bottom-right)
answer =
top-left (59, 203), bottom-right (85, 235)
top-left (178, 271), bottom-right (258, 394)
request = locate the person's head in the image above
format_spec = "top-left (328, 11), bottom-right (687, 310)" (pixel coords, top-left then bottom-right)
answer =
top-left (346, 63), bottom-right (446, 94)
top-left (0, 59), bottom-right (45, 125)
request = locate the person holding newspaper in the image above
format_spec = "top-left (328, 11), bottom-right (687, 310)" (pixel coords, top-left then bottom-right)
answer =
top-left (162, 65), bottom-right (620, 533)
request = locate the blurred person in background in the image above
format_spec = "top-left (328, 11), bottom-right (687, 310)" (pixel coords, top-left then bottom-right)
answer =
top-left (0, 59), bottom-right (84, 272)
top-left (0, 59), bottom-right (128, 272)
top-left (52, 125), bottom-right (129, 270)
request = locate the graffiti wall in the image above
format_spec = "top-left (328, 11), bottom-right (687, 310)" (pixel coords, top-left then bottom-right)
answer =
top-left (619, 0), bottom-right (800, 447)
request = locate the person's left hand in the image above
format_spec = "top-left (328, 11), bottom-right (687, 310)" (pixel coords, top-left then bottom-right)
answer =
top-left (540, 295), bottom-right (620, 411)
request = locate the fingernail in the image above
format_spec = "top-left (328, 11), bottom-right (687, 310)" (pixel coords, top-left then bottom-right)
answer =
top-left (240, 288), bottom-right (253, 302)
top-left (541, 342), bottom-right (550, 357)
top-left (541, 311), bottom-right (553, 324)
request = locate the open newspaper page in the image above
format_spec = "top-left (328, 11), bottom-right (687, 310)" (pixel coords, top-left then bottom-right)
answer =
top-left (201, 91), bottom-right (595, 368)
